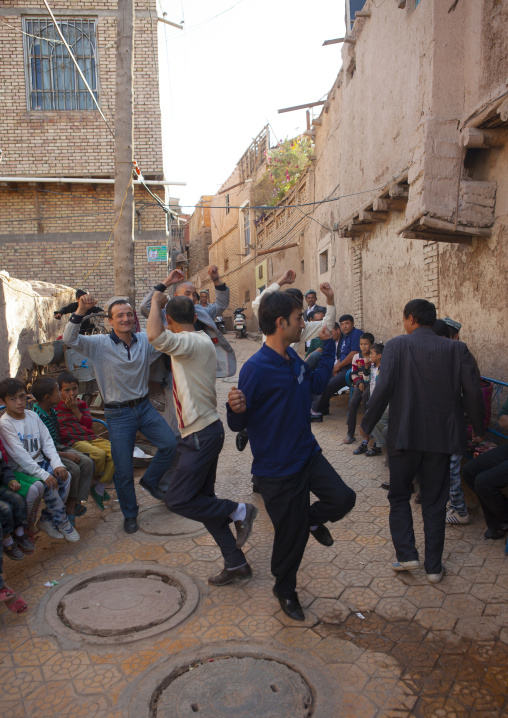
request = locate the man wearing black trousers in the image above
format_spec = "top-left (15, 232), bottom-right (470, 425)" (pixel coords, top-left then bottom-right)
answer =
top-left (227, 291), bottom-right (356, 621)
top-left (147, 293), bottom-right (256, 586)
top-left (361, 299), bottom-right (484, 583)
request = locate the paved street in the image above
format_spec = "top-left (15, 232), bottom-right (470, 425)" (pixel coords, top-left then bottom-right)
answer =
top-left (1, 335), bottom-right (507, 717)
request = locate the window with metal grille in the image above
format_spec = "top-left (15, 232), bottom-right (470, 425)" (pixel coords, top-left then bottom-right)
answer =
top-left (23, 18), bottom-right (98, 111)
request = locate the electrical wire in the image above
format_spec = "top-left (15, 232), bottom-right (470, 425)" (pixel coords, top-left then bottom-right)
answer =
top-left (174, 0), bottom-right (248, 37)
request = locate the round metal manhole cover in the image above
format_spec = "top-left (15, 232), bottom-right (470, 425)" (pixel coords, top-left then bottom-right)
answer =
top-left (154, 657), bottom-right (313, 717)
top-left (138, 505), bottom-right (206, 538)
top-left (43, 563), bottom-right (200, 645)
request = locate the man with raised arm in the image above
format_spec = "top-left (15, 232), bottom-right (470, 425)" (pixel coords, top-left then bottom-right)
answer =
top-left (227, 290), bottom-right (356, 621)
top-left (63, 294), bottom-right (177, 534)
top-left (140, 265), bottom-right (236, 378)
top-left (251, 269), bottom-right (336, 354)
top-left (147, 292), bottom-right (256, 586)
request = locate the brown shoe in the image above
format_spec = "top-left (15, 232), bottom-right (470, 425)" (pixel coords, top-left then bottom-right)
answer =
top-left (234, 503), bottom-right (258, 549)
top-left (208, 563), bottom-right (252, 586)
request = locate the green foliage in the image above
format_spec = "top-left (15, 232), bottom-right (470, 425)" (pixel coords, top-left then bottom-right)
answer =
top-left (264, 135), bottom-right (312, 205)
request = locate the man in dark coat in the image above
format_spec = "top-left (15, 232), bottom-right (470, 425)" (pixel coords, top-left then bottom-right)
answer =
top-left (360, 299), bottom-right (484, 583)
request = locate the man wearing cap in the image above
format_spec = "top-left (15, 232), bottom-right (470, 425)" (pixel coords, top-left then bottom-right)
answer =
top-left (311, 314), bottom-right (363, 419)
top-left (199, 290), bottom-right (210, 308)
top-left (303, 290), bottom-right (326, 322)
top-left (443, 317), bottom-right (461, 341)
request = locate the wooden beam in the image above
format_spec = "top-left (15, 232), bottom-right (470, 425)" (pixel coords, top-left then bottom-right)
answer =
top-left (389, 183), bottom-right (409, 199)
top-left (313, 118), bottom-right (322, 126)
top-left (157, 16), bottom-right (183, 29)
top-left (278, 101), bottom-right (326, 114)
top-left (355, 11), bottom-right (371, 17)
top-left (462, 127), bottom-right (506, 149)
top-left (401, 231), bottom-right (472, 245)
top-left (419, 215), bottom-right (492, 237)
top-left (358, 210), bottom-right (389, 223)
top-left (322, 37), bottom-right (356, 46)
top-left (373, 197), bottom-right (406, 212)
top-left (347, 222), bottom-right (370, 234)
top-left (256, 242), bottom-right (298, 256)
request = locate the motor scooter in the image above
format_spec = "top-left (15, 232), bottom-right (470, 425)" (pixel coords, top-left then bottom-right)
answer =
top-left (233, 306), bottom-right (247, 338)
top-left (214, 315), bottom-right (225, 333)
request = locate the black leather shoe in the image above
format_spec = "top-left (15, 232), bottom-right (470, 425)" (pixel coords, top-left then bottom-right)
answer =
top-left (310, 524), bottom-right (334, 547)
top-left (208, 563), bottom-right (252, 586)
top-left (484, 527), bottom-right (508, 540)
top-left (381, 481), bottom-right (390, 490)
top-left (273, 589), bottom-right (305, 621)
top-left (236, 430), bottom-right (249, 452)
top-left (139, 478), bottom-right (165, 501)
top-left (310, 413), bottom-right (323, 423)
top-left (124, 517), bottom-right (138, 534)
top-left (235, 503), bottom-right (258, 549)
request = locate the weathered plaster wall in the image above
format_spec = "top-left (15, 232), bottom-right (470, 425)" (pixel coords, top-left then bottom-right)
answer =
top-left (0, 273), bottom-right (74, 380)
top-left (304, 0), bottom-right (507, 378)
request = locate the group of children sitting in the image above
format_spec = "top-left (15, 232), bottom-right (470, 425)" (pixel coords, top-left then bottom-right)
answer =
top-left (0, 373), bottom-right (113, 614)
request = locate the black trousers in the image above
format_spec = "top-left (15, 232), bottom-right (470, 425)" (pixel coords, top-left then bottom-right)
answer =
top-left (347, 385), bottom-right (370, 437)
top-left (312, 368), bottom-right (350, 414)
top-left (388, 450), bottom-right (450, 574)
top-left (165, 420), bottom-right (246, 569)
top-left (462, 444), bottom-right (508, 530)
top-left (254, 452), bottom-right (356, 598)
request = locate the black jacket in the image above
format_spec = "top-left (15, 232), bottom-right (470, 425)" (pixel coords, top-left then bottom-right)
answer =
top-left (361, 326), bottom-right (484, 455)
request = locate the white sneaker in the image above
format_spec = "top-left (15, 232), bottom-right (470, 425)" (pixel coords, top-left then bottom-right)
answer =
top-left (392, 560), bottom-right (420, 571)
top-left (446, 508), bottom-right (470, 525)
top-left (37, 519), bottom-right (64, 539)
top-left (58, 521), bottom-right (80, 542)
top-left (427, 569), bottom-right (444, 584)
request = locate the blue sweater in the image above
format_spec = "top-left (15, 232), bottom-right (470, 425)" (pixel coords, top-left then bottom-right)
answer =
top-left (227, 339), bottom-right (335, 477)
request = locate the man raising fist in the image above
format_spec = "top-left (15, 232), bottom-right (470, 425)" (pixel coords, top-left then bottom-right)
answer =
top-left (63, 293), bottom-right (177, 534)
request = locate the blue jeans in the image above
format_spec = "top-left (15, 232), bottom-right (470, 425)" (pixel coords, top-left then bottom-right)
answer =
top-left (105, 398), bottom-right (177, 518)
top-left (448, 453), bottom-right (466, 514)
top-left (38, 461), bottom-right (71, 528)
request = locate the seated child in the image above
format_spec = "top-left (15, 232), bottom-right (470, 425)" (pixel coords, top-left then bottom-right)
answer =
top-left (354, 342), bottom-right (386, 457)
top-left (1, 450), bottom-right (36, 559)
top-left (1, 437), bottom-right (44, 541)
top-left (55, 372), bottom-right (114, 511)
top-left (0, 511), bottom-right (28, 614)
top-left (346, 333), bottom-right (374, 444)
top-left (32, 376), bottom-right (94, 526)
top-left (0, 378), bottom-right (79, 542)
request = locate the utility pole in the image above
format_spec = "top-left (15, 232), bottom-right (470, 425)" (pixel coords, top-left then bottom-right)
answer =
top-left (113, 0), bottom-right (136, 306)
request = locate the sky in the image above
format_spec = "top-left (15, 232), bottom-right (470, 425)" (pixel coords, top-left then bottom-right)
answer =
top-left (156, 0), bottom-right (346, 211)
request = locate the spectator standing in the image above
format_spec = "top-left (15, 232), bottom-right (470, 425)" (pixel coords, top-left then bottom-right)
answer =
top-left (360, 299), bottom-right (484, 583)
top-left (303, 290), bottom-right (326, 322)
top-left (54, 289), bottom-right (104, 335)
top-left (345, 333), bottom-right (374, 444)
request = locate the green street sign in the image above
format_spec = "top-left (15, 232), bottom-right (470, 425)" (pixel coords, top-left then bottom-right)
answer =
top-left (147, 245), bottom-right (168, 262)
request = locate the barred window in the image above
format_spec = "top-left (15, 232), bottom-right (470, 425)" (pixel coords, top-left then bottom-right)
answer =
top-left (23, 18), bottom-right (98, 111)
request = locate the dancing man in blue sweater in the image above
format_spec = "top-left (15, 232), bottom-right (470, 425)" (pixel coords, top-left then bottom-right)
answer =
top-left (227, 289), bottom-right (356, 621)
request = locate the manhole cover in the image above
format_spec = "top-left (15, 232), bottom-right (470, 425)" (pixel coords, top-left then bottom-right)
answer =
top-left (154, 657), bottom-right (313, 717)
top-left (139, 505), bottom-right (205, 538)
top-left (43, 563), bottom-right (200, 645)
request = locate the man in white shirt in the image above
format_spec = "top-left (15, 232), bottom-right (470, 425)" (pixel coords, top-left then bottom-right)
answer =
top-left (147, 293), bottom-right (256, 586)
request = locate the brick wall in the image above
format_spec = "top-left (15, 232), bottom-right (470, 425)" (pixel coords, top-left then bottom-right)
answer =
top-left (0, 183), bottom-right (169, 309)
top-left (0, 0), bottom-right (162, 177)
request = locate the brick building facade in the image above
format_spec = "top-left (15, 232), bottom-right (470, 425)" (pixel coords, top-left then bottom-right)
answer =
top-left (0, 0), bottom-right (170, 308)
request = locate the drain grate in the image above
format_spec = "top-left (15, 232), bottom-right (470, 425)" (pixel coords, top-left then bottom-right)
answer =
top-left (154, 656), bottom-right (313, 717)
top-left (138, 505), bottom-right (206, 538)
top-left (43, 563), bottom-right (200, 645)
